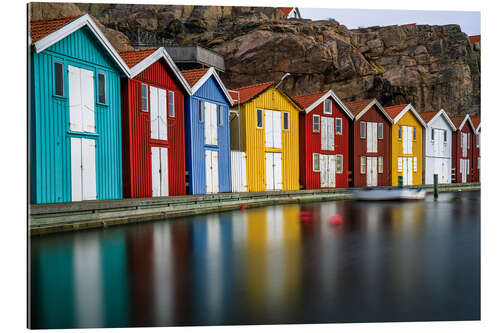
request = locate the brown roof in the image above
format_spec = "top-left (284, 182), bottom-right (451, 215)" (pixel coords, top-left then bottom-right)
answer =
top-left (229, 81), bottom-right (274, 105)
top-left (293, 91), bottom-right (329, 109)
top-left (279, 7), bottom-right (294, 16)
top-left (470, 115), bottom-right (481, 129)
top-left (181, 68), bottom-right (209, 87)
top-left (385, 104), bottom-right (409, 120)
top-left (450, 115), bottom-right (467, 129)
top-left (344, 99), bottom-right (374, 116)
top-left (118, 48), bottom-right (158, 68)
top-left (469, 35), bottom-right (481, 44)
top-left (30, 15), bottom-right (81, 42)
top-left (419, 111), bottom-right (440, 123)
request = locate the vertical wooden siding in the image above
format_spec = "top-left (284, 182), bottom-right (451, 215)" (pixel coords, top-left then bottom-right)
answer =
top-left (241, 89), bottom-right (300, 192)
top-left (185, 76), bottom-right (231, 195)
top-left (299, 97), bottom-right (350, 189)
top-left (390, 111), bottom-right (423, 186)
top-left (30, 27), bottom-right (123, 204)
top-left (472, 129), bottom-right (480, 182)
top-left (351, 106), bottom-right (391, 187)
top-left (452, 122), bottom-right (474, 183)
top-left (121, 59), bottom-right (186, 198)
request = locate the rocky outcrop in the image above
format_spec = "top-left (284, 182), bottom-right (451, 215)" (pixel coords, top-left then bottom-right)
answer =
top-left (29, 3), bottom-right (480, 115)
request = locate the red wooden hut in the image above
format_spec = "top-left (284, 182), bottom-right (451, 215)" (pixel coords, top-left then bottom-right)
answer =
top-left (450, 114), bottom-right (475, 183)
top-left (470, 116), bottom-right (480, 182)
top-left (344, 99), bottom-right (393, 187)
top-left (294, 90), bottom-right (354, 189)
top-left (120, 47), bottom-right (192, 198)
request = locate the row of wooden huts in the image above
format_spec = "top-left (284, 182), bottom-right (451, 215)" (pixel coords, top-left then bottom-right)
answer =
top-left (29, 14), bottom-right (481, 204)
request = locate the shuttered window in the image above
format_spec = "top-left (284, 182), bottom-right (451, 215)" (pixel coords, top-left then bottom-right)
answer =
top-left (283, 112), bottom-right (289, 130)
top-left (413, 127), bottom-right (417, 140)
top-left (467, 133), bottom-right (470, 148)
top-left (324, 99), bottom-right (332, 114)
top-left (141, 84), bottom-right (148, 112)
top-left (312, 153), bottom-right (320, 172)
top-left (98, 73), bottom-right (106, 104)
top-left (199, 100), bottom-right (204, 122)
top-left (444, 130), bottom-right (447, 143)
top-left (360, 121), bottom-right (366, 139)
top-left (54, 61), bottom-right (64, 97)
top-left (335, 118), bottom-right (342, 135)
top-left (378, 123), bottom-right (383, 139)
top-left (476, 133), bottom-right (480, 147)
top-left (256, 109), bottom-right (263, 128)
top-left (360, 156), bottom-right (366, 174)
top-left (168, 91), bottom-right (175, 117)
top-left (378, 156), bottom-right (383, 173)
top-left (431, 128), bottom-right (435, 141)
top-left (398, 125), bottom-right (402, 139)
top-left (218, 105), bottom-right (223, 125)
top-left (312, 115), bottom-right (320, 132)
top-left (336, 155), bottom-right (343, 173)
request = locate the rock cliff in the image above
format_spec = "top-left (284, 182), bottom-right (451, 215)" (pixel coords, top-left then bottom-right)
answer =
top-left (29, 3), bottom-right (480, 115)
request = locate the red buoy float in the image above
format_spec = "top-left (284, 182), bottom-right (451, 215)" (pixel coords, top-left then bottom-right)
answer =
top-left (328, 214), bottom-right (343, 225)
top-left (299, 211), bottom-right (312, 222)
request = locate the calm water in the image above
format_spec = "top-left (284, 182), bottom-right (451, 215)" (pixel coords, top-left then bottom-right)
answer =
top-left (29, 191), bottom-right (480, 328)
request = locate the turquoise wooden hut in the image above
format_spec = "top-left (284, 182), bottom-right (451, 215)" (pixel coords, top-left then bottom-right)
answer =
top-left (29, 14), bottom-right (130, 203)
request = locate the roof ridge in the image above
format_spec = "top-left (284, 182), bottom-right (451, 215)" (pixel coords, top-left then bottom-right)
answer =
top-left (293, 90), bottom-right (329, 98)
top-left (30, 14), bottom-right (82, 24)
top-left (119, 47), bottom-right (159, 54)
top-left (231, 81), bottom-right (274, 91)
top-left (181, 68), bottom-right (210, 73)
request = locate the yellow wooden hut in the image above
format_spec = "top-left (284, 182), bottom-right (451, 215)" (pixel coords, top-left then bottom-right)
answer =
top-left (229, 81), bottom-right (302, 192)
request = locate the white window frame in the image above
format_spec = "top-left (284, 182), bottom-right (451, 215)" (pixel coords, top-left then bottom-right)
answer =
top-left (168, 91), bottom-right (175, 117)
top-left (360, 121), bottom-right (366, 139)
top-left (312, 114), bottom-right (320, 133)
top-left (324, 99), bottom-right (332, 115)
top-left (413, 156), bottom-right (418, 172)
top-left (378, 123), bottom-right (383, 139)
top-left (360, 156), bottom-right (366, 174)
top-left (335, 118), bottom-right (342, 135)
top-left (218, 104), bottom-right (223, 125)
top-left (378, 156), bottom-right (383, 174)
top-left (54, 61), bottom-right (65, 97)
top-left (444, 130), bottom-right (448, 144)
top-left (141, 83), bottom-right (148, 112)
top-left (256, 108), bottom-right (263, 129)
top-left (336, 154), bottom-right (343, 173)
top-left (431, 128), bottom-right (435, 141)
top-left (398, 125), bottom-right (402, 139)
top-left (283, 112), bottom-right (290, 130)
top-left (97, 72), bottom-right (106, 104)
top-left (312, 153), bottom-right (320, 172)
top-left (199, 100), bottom-right (204, 122)
top-left (413, 127), bottom-right (417, 141)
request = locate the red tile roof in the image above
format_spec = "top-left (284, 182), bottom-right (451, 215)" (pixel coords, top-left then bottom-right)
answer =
top-left (450, 115), bottom-right (467, 129)
top-left (344, 99), bottom-right (373, 116)
top-left (469, 35), bottom-right (480, 44)
top-left (293, 91), bottom-right (329, 109)
top-left (419, 110), bottom-right (440, 123)
top-left (181, 68), bottom-right (209, 87)
top-left (229, 81), bottom-right (274, 105)
top-left (385, 104), bottom-right (409, 120)
top-left (470, 115), bottom-right (481, 129)
top-left (118, 48), bottom-right (158, 68)
top-left (279, 7), bottom-right (294, 16)
top-left (30, 15), bottom-right (81, 42)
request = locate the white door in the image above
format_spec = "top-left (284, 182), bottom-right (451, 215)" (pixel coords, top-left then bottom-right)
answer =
top-left (205, 150), bottom-right (219, 194)
top-left (328, 155), bottom-right (336, 188)
top-left (152, 147), bottom-right (169, 197)
top-left (327, 118), bottom-right (334, 151)
top-left (407, 157), bottom-right (413, 185)
top-left (71, 137), bottom-right (97, 201)
top-left (68, 65), bottom-right (95, 133)
top-left (319, 154), bottom-right (327, 188)
top-left (266, 152), bottom-right (274, 190)
top-left (265, 152), bottom-right (282, 190)
top-left (367, 122), bottom-right (377, 153)
top-left (321, 117), bottom-right (328, 151)
top-left (150, 86), bottom-right (168, 140)
top-left (272, 111), bottom-right (281, 149)
top-left (265, 110), bottom-right (273, 148)
top-left (366, 157), bottom-right (377, 187)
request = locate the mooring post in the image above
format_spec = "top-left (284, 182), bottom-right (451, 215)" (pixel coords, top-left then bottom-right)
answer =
top-left (434, 174), bottom-right (439, 200)
top-left (398, 176), bottom-right (403, 188)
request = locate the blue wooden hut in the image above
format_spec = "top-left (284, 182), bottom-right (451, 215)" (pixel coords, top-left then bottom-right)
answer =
top-left (181, 67), bottom-right (234, 194)
top-left (29, 14), bottom-right (130, 203)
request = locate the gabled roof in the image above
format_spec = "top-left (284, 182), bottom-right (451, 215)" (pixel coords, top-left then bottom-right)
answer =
top-left (450, 114), bottom-right (474, 131)
top-left (119, 48), bottom-right (158, 68)
top-left (229, 81), bottom-right (274, 105)
top-left (293, 90), bottom-right (354, 119)
top-left (470, 115), bottom-right (481, 132)
top-left (344, 98), bottom-right (393, 123)
top-left (30, 14), bottom-right (130, 76)
top-left (469, 35), bottom-right (480, 44)
top-left (123, 47), bottom-right (192, 94)
top-left (279, 7), bottom-right (294, 16)
top-left (385, 103), bottom-right (426, 127)
top-left (420, 109), bottom-right (457, 131)
top-left (181, 67), bottom-right (234, 106)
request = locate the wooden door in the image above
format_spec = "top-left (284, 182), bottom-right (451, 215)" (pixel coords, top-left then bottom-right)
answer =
top-left (205, 150), bottom-right (219, 193)
top-left (320, 154), bottom-right (327, 188)
top-left (273, 153), bottom-right (282, 190)
top-left (266, 152), bottom-right (274, 190)
top-left (366, 157), bottom-right (377, 187)
top-left (328, 155), bottom-right (336, 188)
top-left (71, 137), bottom-right (96, 201)
top-left (272, 111), bottom-right (281, 149)
top-left (68, 65), bottom-right (95, 133)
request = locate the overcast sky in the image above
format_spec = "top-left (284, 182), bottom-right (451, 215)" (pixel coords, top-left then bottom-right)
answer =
top-left (298, 8), bottom-right (480, 36)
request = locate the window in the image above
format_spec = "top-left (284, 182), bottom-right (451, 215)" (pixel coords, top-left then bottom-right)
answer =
top-left (398, 157), bottom-right (402, 172)
top-left (378, 123), bottom-right (383, 139)
top-left (413, 156), bottom-right (418, 172)
top-left (360, 156), bottom-right (366, 174)
top-left (444, 130), bottom-right (447, 143)
top-left (335, 118), bottom-right (342, 135)
top-left (467, 133), bottom-right (470, 148)
top-left (141, 84), bottom-right (148, 112)
top-left (378, 156), bottom-right (383, 174)
top-left (413, 127), bottom-right (417, 140)
top-left (98, 73), bottom-right (106, 104)
top-left (283, 112), bottom-right (289, 130)
top-left (168, 91), bottom-right (175, 117)
top-left (360, 121), bottom-right (366, 139)
top-left (312, 153), bottom-right (320, 172)
top-left (54, 61), bottom-right (64, 97)
top-left (199, 100), bottom-right (204, 122)
top-left (336, 155), bottom-right (343, 173)
top-left (324, 99), bottom-right (332, 114)
top-left (256, 108), bottom-right (263, 128)
top-left (312, 115), bottom-right (320, 133)
top-left (218, 105), bottom-right (223, 125)
top-left (431, 128), bottom-right (435, 141)
top-left (476, 133), bottom-right (480, 147)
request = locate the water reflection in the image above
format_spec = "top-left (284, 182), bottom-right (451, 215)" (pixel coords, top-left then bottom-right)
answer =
top-left (30, 191), bottom-right (480, 328)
